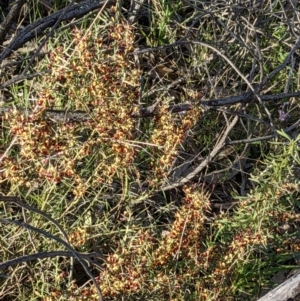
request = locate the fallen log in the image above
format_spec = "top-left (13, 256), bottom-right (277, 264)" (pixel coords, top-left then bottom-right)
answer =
top-left (257, 271), bottom-right (300, 301)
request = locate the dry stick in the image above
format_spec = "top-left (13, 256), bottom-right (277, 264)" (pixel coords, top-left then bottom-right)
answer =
top-left (216, 18), bottom-right (260, 62)
top-left (0, 70), bottom-right (49, 90)
top-left (0, 104), bottom-right (191, 121)
top-left (135, 40), bottom-right (255, 93)
top-left (135, 37), bottom-right (300, 121)
top-left (225, 135), bottom-right (276, 145)
top-left (254, 31), bottom-right (264, 83)
top-left (0, 196), bottom-right (102, 297)
top-left (277, 1), bottom-right (298, 39)
top-left (0, 90), bottom-right (299, 122)
top-left (134, 40), bottom-right (274, 124)
top-left (0, 250), bottom-right (104, 271)
top-left (0, 0), bottom-right (114, 89)
top-left (0, 197), bottom-right (69, 241)
top-left (21, 207), bottom-right (47, 284)
top-left (285, 118), bottom-right (300, 133)
top-left (161, 115), bottom-right (240, 191)
top-left (284, 55), bottom-right (296, 93)
top-left (0, 0), bottom-right (115, 63)
top-left (0, 218), bottom-right (103, 301)
top-left (201, 144), bottom-right (250, 185)
top-left (212, 107), bottom-right (271, 126)
top-left (0, 0), bottom-right (27, 45)
top-left (0, 195), bottom-right (76, 280)
top-left (0, 136), bottom-right (17, 165)
top-left (201, 90), bottom-right (300, 106)
top-left (258, 35), bottom-right (300, 90)
top-left (0, 88), bottom-right (299, 126)
top-left (210, 108), bottom-right (279, 144)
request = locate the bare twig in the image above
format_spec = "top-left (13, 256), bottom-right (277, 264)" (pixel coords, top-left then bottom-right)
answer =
top-left (0, 92), bottom-right (295, 150)
top-left (160, 115), bottom-right (240, 191)
top-left (0, 70), bottom-right (49, 90)
top-left (0, 0), bottom-right (115, 63)
top-left (134, 40), bottom-right (257, 95)
top-left (225, 135), bottom-right (276, 145)
top-left (0, 0), bottom-right (27, 45)
top-left (258, 36), bottom-right (300, 89)
top-left (201, 90), bottom-right (300, 106)
top-left (0, 217), bottom-right (103, 301)
top-left (1, 89), bottom-right (299, 122)
top-left (0, 105), bottom-right (191, 122)
top-left (22, 207), bottom-right (46, 283)
top-left (134, 36), bottom-right (300, 127)
top-left (0, 195), bottom-right (75, 279)
top-left (0, 250), bottom-right (104, 271)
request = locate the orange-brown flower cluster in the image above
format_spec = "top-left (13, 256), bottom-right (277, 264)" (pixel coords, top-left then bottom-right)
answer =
top-left (0, 19), bottom-right (142, 195)
top-left (98, 229), bottom-right (154, 297)
top-left (153, 184), bottom-right (210, 267)
top-left (85, 184), bottom-right (211, 298)
top-left (149, 105), bottom-right (202, 187)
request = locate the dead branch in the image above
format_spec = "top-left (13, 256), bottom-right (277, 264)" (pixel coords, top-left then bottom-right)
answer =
top-left (0, 0), bottom-right (115, 63)
top-left (201, 91), bottom-right (300, 107)
top-left (0, 250), bottom-right (104, 271)
top-left (160, 114), bottom-right (240, 191)
top-left (0, 217), bottom-right (103, 301)
top-left (0, 70), bottom-right (49, 89)
top-left (0, 90), bottom-right (299, 122)
top-left (0, 104), bottom-right (193, 122)
top-left (0, 0), bottom-right (27, 45)
top-left (257, 271), bottom-right (300, 301)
